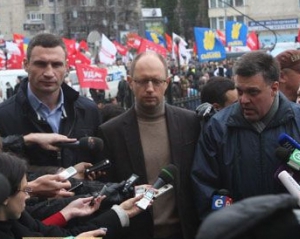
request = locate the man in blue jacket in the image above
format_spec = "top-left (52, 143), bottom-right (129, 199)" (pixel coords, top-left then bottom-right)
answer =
top-left (192, 51), bottom-right (300, 222)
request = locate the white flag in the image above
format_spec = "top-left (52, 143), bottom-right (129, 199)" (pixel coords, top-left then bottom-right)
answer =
top-left (99, 34), bottom-right (117, 65)
top-left (5, 41), bottom-right (21, 55)
top-left (172, 32), bottom-right (189, 65)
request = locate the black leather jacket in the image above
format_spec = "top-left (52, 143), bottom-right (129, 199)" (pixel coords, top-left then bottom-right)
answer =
top-left (0, 78), bottom-right (102, 175)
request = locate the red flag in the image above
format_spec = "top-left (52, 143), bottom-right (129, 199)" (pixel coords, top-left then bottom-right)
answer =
top-left (0, 50), bottom-right (6, 69)
top-left (126, 33), bottom-right (142, 49)
top-left (63, 38), bottom-right (77, 56)
top-left (78, 40), bottom-right (89, 51)
top-left (113, 41), bottom-right (128, 56)
top-left (68, 51), bottom-right (91, 69)
top-left (298, 29), bottom-right (300, 43)
top-left (137, 38), bottom-right (167, 57)
top-left (75, 51), bottom-right (91, 65)
top-left (247, 31), bottom-right (259, 51)
top-left (193, 41), bottom-right (197, 55)
top-left (75, 64), bottom-right (109, 90)
top-left (165, 33), bottom-right (173, 52)
top-left (6, 54), bottom-right (23, 69)
top-left (13, 33), bottom-right (25, 57)
top-left (216, 30), bottom-right (226, 46)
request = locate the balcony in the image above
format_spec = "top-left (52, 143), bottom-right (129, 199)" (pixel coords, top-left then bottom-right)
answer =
top-left (25, 0), bottom-right (43, 6)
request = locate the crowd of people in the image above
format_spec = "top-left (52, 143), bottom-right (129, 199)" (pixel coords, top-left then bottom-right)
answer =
top-left (1, 31), bottom-right (300, 239)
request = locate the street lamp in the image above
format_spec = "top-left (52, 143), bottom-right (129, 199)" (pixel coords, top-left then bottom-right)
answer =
top-left (3, 48), bottom-right (8, 70)
top-left (174, 37), bottom-right (181, 75)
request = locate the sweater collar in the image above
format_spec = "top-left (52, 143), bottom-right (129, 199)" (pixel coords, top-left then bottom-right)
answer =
top-left (135, 102), bottom-right (165, 120)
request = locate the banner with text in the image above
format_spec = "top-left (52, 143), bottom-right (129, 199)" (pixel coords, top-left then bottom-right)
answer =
top-left (75, 64), bottom-right (109, 90)
top-left (194, 27), bottom-right (226, 62)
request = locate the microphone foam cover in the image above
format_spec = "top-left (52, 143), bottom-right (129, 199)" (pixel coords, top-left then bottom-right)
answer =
top-left (217, 189), bottom-right (230, 196)
top-left (79, 137), bottom-right (104, 152)
top-left (275, 147), bottom-right (291, 162)
top-left (159, 164), bottom-right (178, 184)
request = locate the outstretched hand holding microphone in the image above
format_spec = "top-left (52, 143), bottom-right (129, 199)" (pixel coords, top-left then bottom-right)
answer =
top-left (53, 136), bottom-right (107, 181)
top-left (136, 164), bottom-right (178, 210)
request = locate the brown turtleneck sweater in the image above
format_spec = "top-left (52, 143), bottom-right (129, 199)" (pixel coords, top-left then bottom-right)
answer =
top-left (136, 102), bottom-right (181, 238)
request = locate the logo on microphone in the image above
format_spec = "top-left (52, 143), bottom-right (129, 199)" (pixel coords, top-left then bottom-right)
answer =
top-left (288, 149), bottom-right (300, 170)
top-left (211, 195), bottom-right (233, 210)
top-left (292, 150), bottom-right (300, 161)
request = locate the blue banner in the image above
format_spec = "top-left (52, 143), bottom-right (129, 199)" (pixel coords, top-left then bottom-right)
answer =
top-left (194, 27), bottom-right (226, 62)
top-left (145, 30), bottom-right (166, 47)
top-left (226, 21), bottom-right (248, 47)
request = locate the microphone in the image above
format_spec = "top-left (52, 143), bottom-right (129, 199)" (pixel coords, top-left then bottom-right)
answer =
top-left (122, 173), bottom-right (139, 194)
top-left (84, 159), bottom-right (111, 175)
top-left (274, 164), bottom-right (300, 184)
top-left (136, 164), bottom-right (177, 210)
top-left (211, 189), bottom-right (233, 210)
top-left (278, 133), bottom-right (300, 151)
top-left (275, 146), bottom-right (300, 171)
top-left (152, 164), bottom-right (178, 189)
top-left (0, 173), bottom-right (11, 204)
top-left (55, 137), bottom-right (104, 152)
top-left (277, 170), bottom-right (300, 206)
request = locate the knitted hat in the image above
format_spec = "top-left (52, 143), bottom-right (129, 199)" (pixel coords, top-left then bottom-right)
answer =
top-left (275, 49), bottom-right (300, 72)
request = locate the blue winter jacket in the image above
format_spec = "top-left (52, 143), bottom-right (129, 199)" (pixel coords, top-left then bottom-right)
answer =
top-left (192, 93), bottom-right (300, 221)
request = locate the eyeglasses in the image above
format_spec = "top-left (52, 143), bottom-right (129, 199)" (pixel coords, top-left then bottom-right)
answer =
top-left (133, 79), bottom-right (167, 87)
top-left (17, 187), bottom-right (32, 195)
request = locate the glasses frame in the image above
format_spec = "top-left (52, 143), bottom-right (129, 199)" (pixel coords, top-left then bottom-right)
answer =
top-left (133, 78), bottom-right (167, 87)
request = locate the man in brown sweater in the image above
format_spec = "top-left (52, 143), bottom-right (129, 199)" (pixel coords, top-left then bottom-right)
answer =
top-left (98, 51), bottom-right (200, 239)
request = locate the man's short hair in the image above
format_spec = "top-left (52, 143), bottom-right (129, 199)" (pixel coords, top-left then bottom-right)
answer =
top-left (201, 77), bottom-right (235, 107)
top-left (26, 33), bottom-right (67, 61)
top-left (233, 51), bottom-right (280, 84)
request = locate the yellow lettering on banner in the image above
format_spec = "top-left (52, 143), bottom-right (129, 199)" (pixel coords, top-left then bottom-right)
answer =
top-left (228, 41), bottom-right (243, 46)
top-left (200, 52), bottom-right (222, 60)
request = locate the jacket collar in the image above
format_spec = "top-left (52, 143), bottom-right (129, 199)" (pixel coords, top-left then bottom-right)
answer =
top-left (16, 77), bottom-right (79, 106)
top-left (227, 93), bottom-right (295, 129)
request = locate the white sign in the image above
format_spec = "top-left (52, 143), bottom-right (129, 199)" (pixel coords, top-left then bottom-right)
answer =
top-left (248, 18), bottom-right (298, 31)
top-left (141, 8), bottom-right (162, 18)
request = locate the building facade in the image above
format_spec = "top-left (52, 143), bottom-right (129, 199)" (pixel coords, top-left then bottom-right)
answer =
top-left (0, 0), bottom-right (140, 41)
top-left (208, 0), bottom-right (300, 47)
top-left (63, 0), bottom-right (140, 41)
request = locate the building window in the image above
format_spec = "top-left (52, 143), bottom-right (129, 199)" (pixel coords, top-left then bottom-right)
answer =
top-left (80, 0), bottom-right (87, 6)
top-left (25, 0), bottom-right (43, 6)
top-left (211, 18), bottom-right (217, 29)
top-left (236, 15), bottom-right (244, 23)
top-left (227, 16), bottom-right (234, 22)
top-left (80, 0), bottom-right (96, 6)
top-left (228, 0), bottom-right (234, 5)
top-left (27, 12), bottom-right (44, 22)
top-left (209, 0), bottom-right (217, 8)
top-left (219, 18), bottom-right (225, 30)
top-left (212, 0), bottom-right (234, 8)
top-left (210, 17), bottom-right (226, 30)
top-left (235, 0), bottom-right (244, 7)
